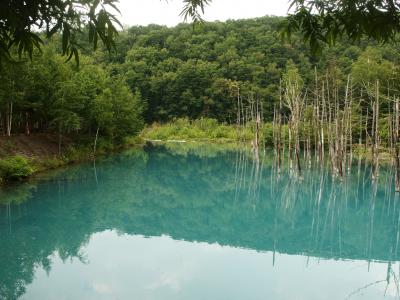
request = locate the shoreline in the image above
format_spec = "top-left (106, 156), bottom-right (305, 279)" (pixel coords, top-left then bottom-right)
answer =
top-left (0, 134), bottom-right (145, 185)
top-left (0, 129), bottom-right (396, 185)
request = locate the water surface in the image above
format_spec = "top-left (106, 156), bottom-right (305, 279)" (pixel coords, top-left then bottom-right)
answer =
top-left (1, 143), bottom-right (400, 300)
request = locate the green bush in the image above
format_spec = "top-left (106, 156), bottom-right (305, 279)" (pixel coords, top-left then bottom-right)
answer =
top-left (0, 155), bottom-right (36, 181)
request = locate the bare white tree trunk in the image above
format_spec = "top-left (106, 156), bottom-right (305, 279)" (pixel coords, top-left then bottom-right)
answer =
top-left (94, 126), bottom-right (100, 156)
top-left (6, 101), bottom-right (12, 137)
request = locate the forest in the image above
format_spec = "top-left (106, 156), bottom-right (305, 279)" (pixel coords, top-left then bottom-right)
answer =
top-left (0, 16), bottom-right (400, 181)
top-left (2, 16), bottom-right (399, 134)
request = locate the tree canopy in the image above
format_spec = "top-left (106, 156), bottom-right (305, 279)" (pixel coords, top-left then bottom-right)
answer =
top-left (1, 16), bottom-right (399, 137)
top-left (2, 0), bottom-right (399, 63)
top-left (176, 0), bottom-right (400, 53)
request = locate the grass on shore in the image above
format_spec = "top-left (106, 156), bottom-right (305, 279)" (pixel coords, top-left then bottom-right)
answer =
top-left (141, 118), bottom-right (272, 143)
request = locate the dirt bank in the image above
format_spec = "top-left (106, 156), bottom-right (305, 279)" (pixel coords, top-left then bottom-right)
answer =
top-left (0, 134), bottom-right (73, 158)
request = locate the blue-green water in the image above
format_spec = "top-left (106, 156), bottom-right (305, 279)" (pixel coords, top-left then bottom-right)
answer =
top-left (1, 143), bottom-right (400, 300)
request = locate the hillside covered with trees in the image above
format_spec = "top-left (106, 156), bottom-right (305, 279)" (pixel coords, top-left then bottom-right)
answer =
top-left (0, 16), bottom-right (399, 148)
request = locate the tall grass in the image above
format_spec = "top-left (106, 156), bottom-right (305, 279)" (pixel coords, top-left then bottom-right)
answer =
top-left (143, 118), bottom-right (257, 142)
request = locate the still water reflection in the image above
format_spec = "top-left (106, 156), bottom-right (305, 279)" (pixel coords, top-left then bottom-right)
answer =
top-left (1, 143), bottom-right (400, 299)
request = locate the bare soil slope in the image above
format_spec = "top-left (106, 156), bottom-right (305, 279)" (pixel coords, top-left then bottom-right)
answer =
top-left (0, 134), bottom-right (72, 158)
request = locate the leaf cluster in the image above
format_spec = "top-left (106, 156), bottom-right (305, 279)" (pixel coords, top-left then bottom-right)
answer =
top-left (283, 0), bottom-right (400, 54)
top-left (0, 0), bottom-right (121, 64)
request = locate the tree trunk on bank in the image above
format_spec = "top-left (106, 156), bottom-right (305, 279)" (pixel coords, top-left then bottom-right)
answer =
top-left (25, 112), bottom-right (30, 135)
top-left (6, 101), bottom-right (12, 136)
top-left (93, 126), bottom-right (100, 157)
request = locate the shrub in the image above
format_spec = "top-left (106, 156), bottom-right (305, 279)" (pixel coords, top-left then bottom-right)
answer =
top-left (0, 155), bottom-right (36, 181)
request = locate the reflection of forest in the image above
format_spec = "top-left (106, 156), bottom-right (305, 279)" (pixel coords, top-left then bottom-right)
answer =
top-left (0, 143), bottom-right (400, 299)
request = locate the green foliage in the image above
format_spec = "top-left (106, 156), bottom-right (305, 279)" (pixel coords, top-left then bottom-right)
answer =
top-left (106, 17), bottom-right (399, 125)
top-left (143, 118), bottom-right (239, 142)
top-left (0, 156), bottom-right (36, 181)
top-left (105, 80), bottom-right (144, 141)
top-left (0, 0), bottom-right (217, 64)
top-left (284, 0), bottom-right (400, 54)
top-left (0, 45), bottom-right (145, 147)
top-left (0, 0), bottom-right (122, 64)
top-left (283, 60), bottom-right (304, 91)
top-left (180, 0), bottom-right (211, 23)
top-left (351, 47), bottom-right (396, 90)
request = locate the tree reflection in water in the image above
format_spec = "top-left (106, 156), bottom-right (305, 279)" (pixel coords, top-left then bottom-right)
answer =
top-left (1, 143), bottom-right (400, 299)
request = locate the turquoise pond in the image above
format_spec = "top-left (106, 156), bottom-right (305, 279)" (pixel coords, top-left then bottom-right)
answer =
top-left (1, 143), bottom-right (400, 300)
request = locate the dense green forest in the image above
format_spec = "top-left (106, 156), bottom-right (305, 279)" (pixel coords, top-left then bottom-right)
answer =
top-left (0, 16), bottom-right (399, 142)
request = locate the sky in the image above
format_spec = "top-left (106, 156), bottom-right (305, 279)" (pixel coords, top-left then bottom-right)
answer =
top-left (117, 0), bottom-right (290, 27)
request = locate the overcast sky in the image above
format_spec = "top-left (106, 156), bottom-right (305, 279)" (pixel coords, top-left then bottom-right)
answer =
top-left (117, 0), bottom-right (290, 27)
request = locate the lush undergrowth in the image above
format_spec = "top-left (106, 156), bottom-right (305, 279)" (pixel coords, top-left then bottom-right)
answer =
top-left (0, 156), bottom-right (36, 181)
top-left (142, 118), bottom-right (271, 143)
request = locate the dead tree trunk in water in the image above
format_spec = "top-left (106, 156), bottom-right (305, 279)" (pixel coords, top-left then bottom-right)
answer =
top-left (277, 80), bottom-right (283, 171)
top-left (236, 85), bottom-right (241, 140)
top-left (283, 75), bottom-right (304, 175)
top-left (254, 111), bottom-right (260, 150)
top-left (394, 98), bottom-right (400, 192)
top-left (93, 126), bottom-right (100, 157)
top-left (371, 80), bottom-right (380, 181)
top-left (6, 101), bottom-right (12, 136)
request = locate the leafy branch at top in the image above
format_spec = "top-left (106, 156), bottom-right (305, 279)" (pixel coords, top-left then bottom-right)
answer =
top-left (0, 0), bottom-right (123, 65)
top-left (282, 0), bottom-right (400, 54)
